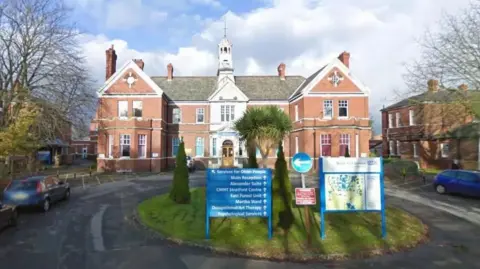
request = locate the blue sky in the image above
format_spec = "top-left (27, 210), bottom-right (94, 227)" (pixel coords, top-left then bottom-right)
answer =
top-left (67, 0), bottom-right (472, 134)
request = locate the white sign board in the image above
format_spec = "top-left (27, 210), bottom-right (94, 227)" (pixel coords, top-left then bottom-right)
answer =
top-left (321, 157), bottom-right (382, 212)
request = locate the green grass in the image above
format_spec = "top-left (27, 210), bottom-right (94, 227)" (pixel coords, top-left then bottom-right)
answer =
top-left (138, 188), bottom-right (427, 260)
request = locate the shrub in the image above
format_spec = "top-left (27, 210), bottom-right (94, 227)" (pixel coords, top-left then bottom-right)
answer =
top-left (169, 137), bottom-right (191, 204)
top-left (344, 146), bottom-right (351, 157)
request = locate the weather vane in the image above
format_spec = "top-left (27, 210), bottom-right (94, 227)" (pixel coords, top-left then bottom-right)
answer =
top-left (223, 15), bottom-right (227, 38)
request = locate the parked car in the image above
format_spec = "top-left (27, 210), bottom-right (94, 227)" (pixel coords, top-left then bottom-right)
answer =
top-left (186, 156), bottom-right (195, 172)
top-left (2, 175), bottom-right (70, 212)
top-left (0, 202), bottom-right (17, 229)
top-left (433, 169), bottom-right (480, 197)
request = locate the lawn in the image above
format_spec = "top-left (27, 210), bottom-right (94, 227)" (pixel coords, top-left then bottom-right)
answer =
top-left (137, 188), bottom-right (428, 261)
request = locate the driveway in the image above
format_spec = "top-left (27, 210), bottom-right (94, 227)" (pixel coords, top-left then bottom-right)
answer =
top-left (0, 175), bottom-right (479, 268)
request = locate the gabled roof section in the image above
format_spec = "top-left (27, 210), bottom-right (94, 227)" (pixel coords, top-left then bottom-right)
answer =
top-left (289, 58), bottom-right (371, 101)
top-left (208, 77), bottom-right (249, 101)
top-left (97, 60), bottom-right (164, 97)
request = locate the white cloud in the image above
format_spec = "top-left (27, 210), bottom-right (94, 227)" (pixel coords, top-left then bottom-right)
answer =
top-left (79, 0), bottom-right (472, 133)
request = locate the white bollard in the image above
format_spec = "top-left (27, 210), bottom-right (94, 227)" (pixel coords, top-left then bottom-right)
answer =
top-left (82, 175), bottom-right (85, 190)
top-left (96, 176), bottom-right (101, 185)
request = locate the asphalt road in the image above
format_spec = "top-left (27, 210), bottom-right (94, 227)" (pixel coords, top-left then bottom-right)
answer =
top-left (0, 175), bottom-right (479, 269)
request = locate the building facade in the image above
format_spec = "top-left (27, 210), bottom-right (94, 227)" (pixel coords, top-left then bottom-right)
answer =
top-left (93, 37), bottom-right (372, 172)
top-left (381, 80), bottom-right (480, 170)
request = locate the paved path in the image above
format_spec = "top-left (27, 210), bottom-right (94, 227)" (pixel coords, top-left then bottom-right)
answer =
top-left (0, 176), bottom-right (479, 268)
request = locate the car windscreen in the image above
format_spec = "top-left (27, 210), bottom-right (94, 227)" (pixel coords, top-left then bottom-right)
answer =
top-left (6, 180), bottom-right (38, 191)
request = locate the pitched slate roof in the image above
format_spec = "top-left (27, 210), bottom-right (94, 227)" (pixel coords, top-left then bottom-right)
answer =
top-left (289, 66), bottom-right (326, 100)
top-left (151, 76), bottom-right (305, 101)
top-left (382, 90), bottom-right (480, 111)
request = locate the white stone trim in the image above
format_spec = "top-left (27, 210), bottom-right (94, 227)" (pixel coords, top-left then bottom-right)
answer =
top-left (288, 58), bottom-right (371, 101)
top-left (291, 126), bottom-right (372, 132)
top-left (97, 60), bottom-right (164, 97)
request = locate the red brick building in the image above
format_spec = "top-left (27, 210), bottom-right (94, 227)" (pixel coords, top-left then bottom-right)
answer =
top-left (381, 80), bottom-right (480, 170)
top-left (93, 37), bottom-right (372, 172)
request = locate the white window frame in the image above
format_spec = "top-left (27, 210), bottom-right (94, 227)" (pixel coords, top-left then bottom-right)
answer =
top-left (320, 134), bottom-right (331, 156)
top-left (440, 143), bottom-right (449, 158)
top-left (220, 105), bottom-right (235, 122)
top-left (172, 137), bottom-right (180, 157)
top-left (396, 141), bottom-right (401, 156)
top-left (388, 113), bottom-right (394, 128)
top-left (395, 112), bottom-right (401, 127)
top-left (172, 108), bottom-right (181, 124)
top-left (133, 101), bottom-right (143, 118)
top-left (138, 134), bottom-right (147, 158)
top-left (409, 110), bottom-right (415, 126)
top-left (413, 143), bottom-right (418, 158)
top-left (120, 134), bottom-right (131, 158)
top-left (338, 100), bottom-right (348, 118)
top-left (195, 137), bottom-right (205, 157)
top-left (212, 137), bottom-right (217, 157)
top-left (108, 135), bottom-right (114, 158)
top-left (118, 101), bottom-right (128, 119)
top-left (389, 140), bottom-right (394, 155)
top-left (196, 108), bottom-right (205, 123)
top-left (323, 100), bottom-right (333, 119)
top-left (295, 105), bottom-right (299, 121)
top-left (295, 136), bottom-right (299, 153)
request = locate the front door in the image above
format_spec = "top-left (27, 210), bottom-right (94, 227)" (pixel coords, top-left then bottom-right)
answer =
top-left (222, 140), bottom-right (234, 167)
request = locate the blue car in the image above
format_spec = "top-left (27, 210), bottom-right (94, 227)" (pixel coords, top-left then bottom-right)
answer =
top-left (433, 169), bottom-right (480, 197)
top-left (2, 175), bottom-right (70, 212)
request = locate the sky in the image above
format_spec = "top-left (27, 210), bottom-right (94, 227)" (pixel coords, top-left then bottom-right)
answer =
top-left (66, 0), bottom-right (472, 134)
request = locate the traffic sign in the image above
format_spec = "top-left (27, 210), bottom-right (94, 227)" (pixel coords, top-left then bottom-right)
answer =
top-left (295, 188), bottom-right (316, 205)
top-left (291, 152), bottom-right (313, 173)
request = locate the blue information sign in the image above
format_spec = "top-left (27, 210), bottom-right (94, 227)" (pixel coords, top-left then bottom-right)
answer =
top-left (206, 168), bottom-right (272, 240)
top-left (291, 152), bottom-right (313, 174)
top-left (319, 157), bottom-right (386, 239)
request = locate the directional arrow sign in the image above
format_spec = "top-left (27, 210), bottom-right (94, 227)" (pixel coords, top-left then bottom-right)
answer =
top-left (291, 152), bottom-right (313, 173)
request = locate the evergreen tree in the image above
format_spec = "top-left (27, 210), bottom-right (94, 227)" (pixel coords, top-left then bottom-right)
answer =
top-left (169, 137), bottom-right (191, 204)
top-left (344, 146), bottom-right (351, 157)
top-left (272, 142), bottom-right (294, 233)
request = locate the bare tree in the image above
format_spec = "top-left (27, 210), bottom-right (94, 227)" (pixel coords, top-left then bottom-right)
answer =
top-left (402, 1), bottom-right (480, 120)
top-left (0, 0), bottom-right (96, 140)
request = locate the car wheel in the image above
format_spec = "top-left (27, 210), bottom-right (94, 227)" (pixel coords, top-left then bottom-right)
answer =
top-left (42, 199), bottom-right (51, 212)
top-left (8, 210), bottom-right (18, 227)
top-left (64, 189), bottom-right (71, 200)
top-left (435, 184), bottom-right (447, 194)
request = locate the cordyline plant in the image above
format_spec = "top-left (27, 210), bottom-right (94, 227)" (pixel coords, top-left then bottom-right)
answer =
top-left (234, 106), bottom-right (292, 168)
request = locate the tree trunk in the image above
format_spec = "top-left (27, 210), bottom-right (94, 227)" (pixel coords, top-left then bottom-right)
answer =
top-left (27, 152), bottom-right (36, 175)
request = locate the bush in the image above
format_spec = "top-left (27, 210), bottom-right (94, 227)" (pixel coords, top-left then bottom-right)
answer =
top-left (169, 138), bottom-right (191, 204)
top-left (344, 146), bottom-right (350, 157)
top-left (272, 142), bottom-right (294, 232)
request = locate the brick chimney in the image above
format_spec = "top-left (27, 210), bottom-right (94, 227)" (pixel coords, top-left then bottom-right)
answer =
top-left (427, 79), bottom-right (439, 92)
top-left (459, 83), bottom-right (468, 92)
top-left (167, 63), bottom-right (174, 81)
top-left (338, 51), bottom-right (350, 68)
top-left (105, 45), bottom-right (117, 81)
top-left (133, 59), bottom-right (144, 70)
top-left (277, 63), bottom-right (286, 80)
